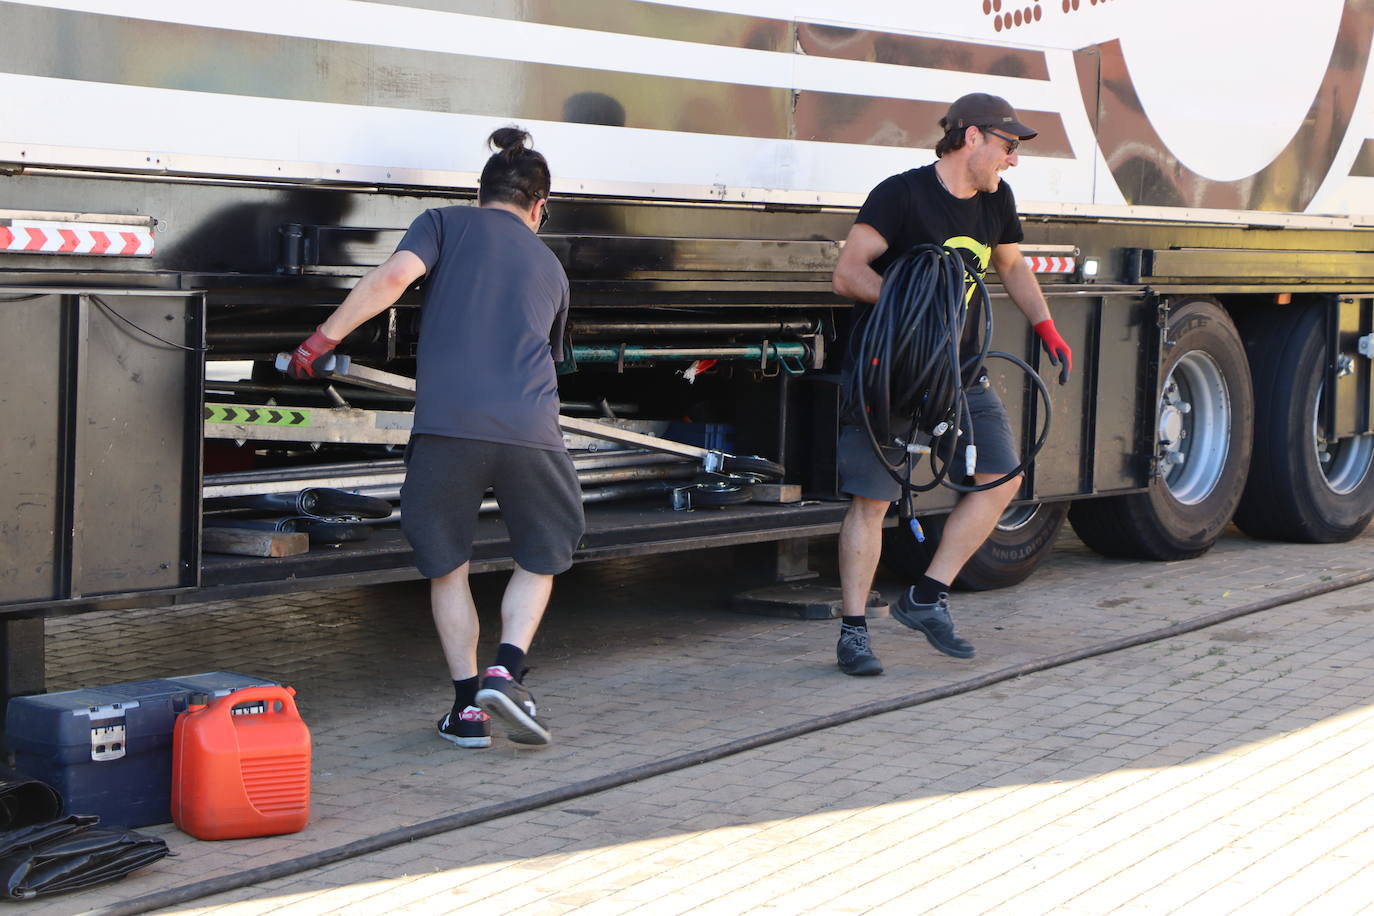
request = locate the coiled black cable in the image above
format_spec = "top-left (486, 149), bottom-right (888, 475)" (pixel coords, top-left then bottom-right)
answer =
top-left (840, 244), bottom-right (1053, 529)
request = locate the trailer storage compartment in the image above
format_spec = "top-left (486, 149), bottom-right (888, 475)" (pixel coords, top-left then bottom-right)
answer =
top-left (0, 289), bottom-right (204, 609)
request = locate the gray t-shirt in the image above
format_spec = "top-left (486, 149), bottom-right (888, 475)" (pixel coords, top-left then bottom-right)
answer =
top-left (397, 206), bottom-right (570, 451)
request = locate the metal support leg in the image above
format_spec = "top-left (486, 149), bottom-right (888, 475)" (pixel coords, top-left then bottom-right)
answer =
top-left (733, 537), bottom-right (819, 584)
top-left (1, 617), bottom-right (45, 711)
top-left (731, 538), bottom-right (888, 620)
top-left (772, 538), bottom-right (818, 583)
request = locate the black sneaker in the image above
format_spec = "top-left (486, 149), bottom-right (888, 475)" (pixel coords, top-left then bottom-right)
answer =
top-left (837, 623), bottom-right (883, 676)
top-left (892, 589), bottom-right (975, 658)
top-left (437, 705), bottom-right (491, 749)
top-left (475, 666), bottom-right (551, 746)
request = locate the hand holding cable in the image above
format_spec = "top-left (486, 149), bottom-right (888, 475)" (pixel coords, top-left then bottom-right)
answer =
top-left (1033, 319), bottom-right (1072, 385)
top-left (285, 325), bottom-right (341, 379)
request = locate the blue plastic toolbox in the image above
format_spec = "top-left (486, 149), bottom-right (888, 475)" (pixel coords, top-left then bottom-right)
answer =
top-left (4, 672), bottom-right (276, 827)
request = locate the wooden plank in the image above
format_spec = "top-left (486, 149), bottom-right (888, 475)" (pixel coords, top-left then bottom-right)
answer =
top-left (202, 527), bottom-right (309, 557)
top-left (328, 360), bottom-right (712, 460)
top-left (750, 483), bottom-right (802, 504)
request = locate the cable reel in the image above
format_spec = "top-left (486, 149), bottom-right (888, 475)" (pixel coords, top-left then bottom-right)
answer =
top-left (840, 244), bottom-right (1054, 535)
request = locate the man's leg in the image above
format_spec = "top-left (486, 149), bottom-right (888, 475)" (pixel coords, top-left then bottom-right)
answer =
top-left (839, 495), bottom-right (891, 618)
top-left (476, 562), bottom-right (556, 745)
top-left (476, 444), bottom-right (581, 747)
top-left (498, 563), bottom-right (554, 652)
top-left (430, 562), bottom-right (479, 680)
top-left (485, 562), bottom-right (555, 681)
top-left (923, 472), bottom-right (1021, 585)
top-left (923, 383), bottom-right (1023, 588)
top-left (402, 435), bottom-right (498, 745)
top-left (430, 562), bottom-right (494, 748)
top-left (835, 495), bottom-right (889, 676)
top-left (892, 472), bottom-right (1020, 659)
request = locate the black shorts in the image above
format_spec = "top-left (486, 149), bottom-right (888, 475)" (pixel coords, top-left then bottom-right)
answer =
top-left (838, 383), bottom-right (1020, 502)
top-left (400, 434), bottom-right (585, 577)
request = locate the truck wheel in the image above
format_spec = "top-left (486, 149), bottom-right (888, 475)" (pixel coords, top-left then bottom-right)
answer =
top-left (1069, 298), bottom-right (1253, 560)
top-left (1233, 306), bottom-right (1374, 542)
top-left (880, 502), bottom-right (1068, 590)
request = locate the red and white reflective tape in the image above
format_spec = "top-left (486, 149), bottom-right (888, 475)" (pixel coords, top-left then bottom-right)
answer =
top-left (0, 220), bottom-right (155, 257)
top-left (1024, 256), bottom-right (1075, 274)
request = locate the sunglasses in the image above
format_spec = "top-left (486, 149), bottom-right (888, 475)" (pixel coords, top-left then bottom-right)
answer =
top-left (981, 127), bottom-right (1020, 154)
top-left (537, 197), bottom-right (551, 231)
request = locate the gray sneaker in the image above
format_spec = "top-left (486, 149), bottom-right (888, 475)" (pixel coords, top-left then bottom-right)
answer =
top-left (892, 589), bottom-right (975, 658)
top-left (837, 624), bottom-right (883, 676)
top-left (475, 665), bottom-right (551, 746)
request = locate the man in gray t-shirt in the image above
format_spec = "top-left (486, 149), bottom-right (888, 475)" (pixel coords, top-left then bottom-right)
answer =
top-left (287, 128), bottom-right (580, 749)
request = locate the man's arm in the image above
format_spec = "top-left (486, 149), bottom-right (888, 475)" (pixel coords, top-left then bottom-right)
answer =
top-left (831, 223), bottom-right (891, 305)
top-left (991, 242), bottom-right (1049, 325)
top-left (320, 250), bottom-right (428, 340)
top-left (992, 242), bottom-right (1072, 382)
top-left (285, 249), bottom-right (427, 378)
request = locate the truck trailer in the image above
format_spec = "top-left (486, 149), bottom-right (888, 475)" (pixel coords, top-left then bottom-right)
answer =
top-left (4, 0), bottom-right (1374, 702)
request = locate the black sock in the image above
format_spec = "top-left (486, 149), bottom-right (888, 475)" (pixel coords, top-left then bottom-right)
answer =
top-left (841, 615), bottom-right (867, 629)
top-left (494, 643), bottom-right (526, 678)
top-left (914, 575), bottom-right (949, 605)
top-left (452, 676), bottom-right (479, 711)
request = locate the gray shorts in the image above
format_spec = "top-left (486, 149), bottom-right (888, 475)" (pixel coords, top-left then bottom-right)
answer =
top-left (838, 383), bottom-right (1020, 502)
top-left (401, 434), bottom-right (585, 577)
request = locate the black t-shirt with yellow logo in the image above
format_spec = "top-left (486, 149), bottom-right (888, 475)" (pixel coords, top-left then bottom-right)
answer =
top-left (854, 164), bottom-right (1023, 353)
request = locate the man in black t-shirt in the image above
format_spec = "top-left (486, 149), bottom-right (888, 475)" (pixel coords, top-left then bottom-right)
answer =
top-left (830, 93), bottom-right (1073, 676)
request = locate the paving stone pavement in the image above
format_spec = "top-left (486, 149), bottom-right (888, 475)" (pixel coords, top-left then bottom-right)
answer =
top-left (15, 524), bottom-right (1374, 914)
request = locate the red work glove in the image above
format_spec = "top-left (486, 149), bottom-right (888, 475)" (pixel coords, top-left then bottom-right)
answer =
top-left (285, 325), bottom-right (341, 379)
top-left (1033, 319), bottom-right (1072, 385)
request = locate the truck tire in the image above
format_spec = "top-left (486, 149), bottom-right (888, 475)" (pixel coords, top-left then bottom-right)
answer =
top-left (881, 502), bottom-right (1068, 590)
top-left (1233, 305), bottom-right (1374, 542)
top-left (1069, 297), bottom-right (1253, 560)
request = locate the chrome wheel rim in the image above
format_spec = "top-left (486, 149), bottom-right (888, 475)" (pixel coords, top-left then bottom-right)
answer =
top-left (996, 503), bottom-right (1040, 533)
top-left (1313, 383), bottom-right (1374, 495)
top-left (1158, 351), bottom-right (1231, 506)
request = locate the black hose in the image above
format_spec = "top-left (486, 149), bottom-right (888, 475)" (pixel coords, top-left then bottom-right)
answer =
top-left (839, 245), bottom-right (1053, 523)
top-left (77, 567), bottom-right (1374, 916)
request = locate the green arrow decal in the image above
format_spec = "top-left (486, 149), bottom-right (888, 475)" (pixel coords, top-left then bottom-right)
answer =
top-left (204, 404), bottom-right (312, 427)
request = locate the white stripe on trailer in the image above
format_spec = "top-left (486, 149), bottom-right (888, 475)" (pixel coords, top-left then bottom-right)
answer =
top-left (3, 0), bottom-right (1056, 104)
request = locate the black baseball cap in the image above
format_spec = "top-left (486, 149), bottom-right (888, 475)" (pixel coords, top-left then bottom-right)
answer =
top-left (943, 93), bottom-right (1037, 140)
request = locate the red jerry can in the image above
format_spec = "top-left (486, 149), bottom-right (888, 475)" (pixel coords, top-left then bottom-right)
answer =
top-left (171, 685), bottom-right (311, 840)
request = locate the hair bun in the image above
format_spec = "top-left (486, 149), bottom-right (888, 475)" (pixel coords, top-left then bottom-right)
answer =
top-left (488, 127), bottom-right (531, 156)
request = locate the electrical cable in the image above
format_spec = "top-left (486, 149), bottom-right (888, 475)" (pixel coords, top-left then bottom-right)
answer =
top-left (76, 567), bottom-right (1374, 916)
top-left (89, 295), bottom-right (205, 352)
top-left (839, 244), bottom-right (1053, 531)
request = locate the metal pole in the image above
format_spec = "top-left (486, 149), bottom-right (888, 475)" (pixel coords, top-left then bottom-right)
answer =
top-left (203, 450), bottom-right (690, 498)
top-left (365, 479), bottom-right (680, 524)
top-left (570, 319), bottom-right (817, 337)
top-left (337, 462), bottom-right (697, 503)
top-left (571, 343), bottom-right (809, 364)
